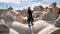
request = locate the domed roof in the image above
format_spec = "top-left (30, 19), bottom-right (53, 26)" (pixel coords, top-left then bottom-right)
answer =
top-left (0, 19), bottom-right (9, 33)
top-left (37, 25), bottom-right (59, 34)
top-left (5, 20), bottom-right (50, 34)
top-left (9, 28), bottom-right (19, 34)
top-left (41, 11), bottom-right (55, 20)
top-left (0, 24), bottom-right (9, 33)
top-left (49, 28), bottom-right (60, 34)
top-left (38, 17), bottom-right (60, 34)
top-left (0, 19), bottom-right (19, 34)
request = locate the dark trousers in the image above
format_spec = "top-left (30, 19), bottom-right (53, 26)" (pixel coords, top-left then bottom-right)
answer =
top-left (27, 17), bottom-right (33, 25)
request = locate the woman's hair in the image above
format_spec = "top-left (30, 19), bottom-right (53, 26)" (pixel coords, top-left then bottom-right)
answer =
top-left (28, 7), bottom-right (31, 10)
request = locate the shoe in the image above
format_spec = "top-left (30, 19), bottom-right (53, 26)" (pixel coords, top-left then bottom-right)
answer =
top-left (32, 23), bottom-right (34, 25)
top-left (28, 24), bottom-right (31, 27)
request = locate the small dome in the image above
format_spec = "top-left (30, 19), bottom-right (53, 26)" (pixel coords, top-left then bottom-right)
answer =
top-left (37, 25), bottom-right (59, 34)
top-left (41, 11), bottom-right (55, 20)
top-left (6, 20), bottom-right (50, 34)
top-left (0, 24), bottom-right (9, 33)
top-left (0, 19), bottom-right (19, 34)
top-left (49, 28), bottom-right (60, 34)
top-left (0, 19), bottom-right (9, 33)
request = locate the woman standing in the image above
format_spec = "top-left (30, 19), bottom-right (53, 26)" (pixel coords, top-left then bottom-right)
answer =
top-left (27, 7), bottom-right (34, 27)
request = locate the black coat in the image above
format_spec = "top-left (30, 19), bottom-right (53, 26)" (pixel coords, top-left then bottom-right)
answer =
top-left (28, 9), bottom-right (33, 18)
top-left (27, 9), bottom-right (33, 22)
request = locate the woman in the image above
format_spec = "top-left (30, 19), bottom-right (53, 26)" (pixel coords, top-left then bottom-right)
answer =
top-left (27, 7), bottom-right (34, 26)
